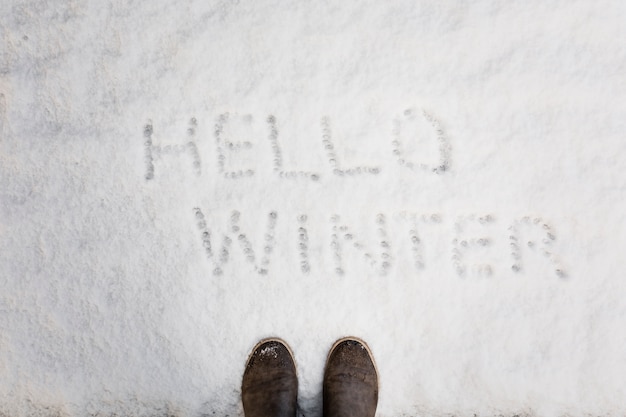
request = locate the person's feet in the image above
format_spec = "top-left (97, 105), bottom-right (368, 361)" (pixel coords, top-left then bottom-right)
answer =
top-left (241, 339), bottom-right (298, 417)
top-left (323, 338), bottom-right (379, 417)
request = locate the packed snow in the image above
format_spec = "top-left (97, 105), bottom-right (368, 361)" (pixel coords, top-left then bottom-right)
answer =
top-left (1, 1), bottom-right (626, 416)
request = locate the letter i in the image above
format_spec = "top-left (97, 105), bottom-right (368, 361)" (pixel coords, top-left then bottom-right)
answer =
top-left (298, 215), bottom-right (310, 273)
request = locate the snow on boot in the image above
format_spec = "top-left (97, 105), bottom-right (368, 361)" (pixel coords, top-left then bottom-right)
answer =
top-left (323, 338), bottom-right (379, 417)
top-left (242, 339), bottom-right (298, 417)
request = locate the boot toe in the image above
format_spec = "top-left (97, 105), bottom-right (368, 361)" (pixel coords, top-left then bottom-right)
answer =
top-left (242, 339), bottom-right (298, 417)
top-left (323, 338), bottom-right (378, 417)
top-left (246, 340), bottom-right (296, 371)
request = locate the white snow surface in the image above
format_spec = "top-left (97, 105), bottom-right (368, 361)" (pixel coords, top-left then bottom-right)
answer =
top-left (1, 1), bottom-right (626, 416)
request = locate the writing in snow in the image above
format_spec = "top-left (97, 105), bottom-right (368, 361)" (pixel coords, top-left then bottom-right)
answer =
top-left (191, 209), bottom-right (565, 279)
top-left (143, 109), bottom-right (450, 181)
top-left (144, 110), bottom-right (565, 278)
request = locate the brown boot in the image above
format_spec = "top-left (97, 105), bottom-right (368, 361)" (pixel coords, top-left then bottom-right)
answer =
top-left (241, 338), bottom-right (298, 417)
top-left (323, 337), bottom-right (379, 417)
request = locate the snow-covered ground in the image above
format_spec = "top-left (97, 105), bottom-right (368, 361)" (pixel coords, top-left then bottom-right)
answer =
top-left (2, 1), bottom-right (626, 416)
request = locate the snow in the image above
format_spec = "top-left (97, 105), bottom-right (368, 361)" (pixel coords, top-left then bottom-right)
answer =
top-left (1, 1), bottom-right (626, 416)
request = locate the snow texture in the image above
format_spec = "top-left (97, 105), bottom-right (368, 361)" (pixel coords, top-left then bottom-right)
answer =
top-left (1, 1), bottom-right (626, 416)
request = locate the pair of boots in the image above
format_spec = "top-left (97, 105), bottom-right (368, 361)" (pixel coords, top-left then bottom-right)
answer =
top-left (242, 337), bottom-right (378, 417)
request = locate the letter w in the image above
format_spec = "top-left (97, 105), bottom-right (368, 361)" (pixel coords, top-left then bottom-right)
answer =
top-left (193, 208), bottom-right (278, 275)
